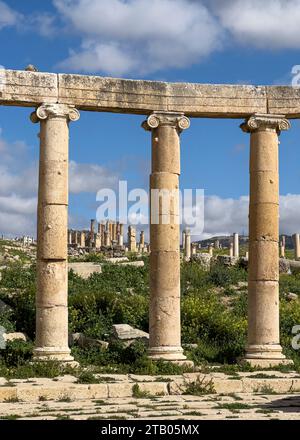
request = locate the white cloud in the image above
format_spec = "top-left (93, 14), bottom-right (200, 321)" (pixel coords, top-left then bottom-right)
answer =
top-left (195, 194), bottom-right (300, 240)
top-left (0, 1), bottom-right (21, 30)
top-left (54, 0), bottom-right (221, 75)
top-left (0, 194), bottom-right (36, 216)
top-left (69, 160), bottom-right (119, 193)
top-left (211, 0), bottom-right (300, 49)
top-left (0, 130), bottom-right (120, 236)
top-left (24, 12), bottom-right (58, 38)
top-left (201, 195), bottom-right (249, 238)
top-left (2, 0), bottom-right (300, 76)
top-left (0, 1), bottom-right (57, 37)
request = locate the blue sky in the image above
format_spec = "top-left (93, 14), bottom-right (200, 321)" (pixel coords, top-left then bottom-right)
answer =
top-left (0, 0), bottom-right (300, 239)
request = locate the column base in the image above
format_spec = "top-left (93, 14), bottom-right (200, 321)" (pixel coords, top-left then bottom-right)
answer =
top-left (242, 344), bottom-right (294, 368)
top-left (33, 347), bottom-right (78, 367)
top-left (148, 346), bottom-right (193, 367)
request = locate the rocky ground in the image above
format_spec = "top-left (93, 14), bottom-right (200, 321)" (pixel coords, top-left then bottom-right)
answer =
top-left (1, 392), bottom-right (300, 420)
top-left (0, 372), bottom-right (300, 420)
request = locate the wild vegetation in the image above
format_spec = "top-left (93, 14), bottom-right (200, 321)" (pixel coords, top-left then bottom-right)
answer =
top-left (0, 256), bottom-right (300, 377)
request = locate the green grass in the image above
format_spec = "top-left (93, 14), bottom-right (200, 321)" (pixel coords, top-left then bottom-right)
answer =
top-left (132, 383), bottom-right (150, 398)
top-left (214, 402), bottom-right (251, 410)
top-left (0, 414), bottom-right (22, 419)
top-left (56, 415), bottom-right (71, 420)
top-left (254, 385), bottom-right (277, 394)
top-left (183, 376), bottom-right (215, 396)
top-left (4, 396), bottom-right (20, 403)
top-left (58, 394), bottom-right (72, 403)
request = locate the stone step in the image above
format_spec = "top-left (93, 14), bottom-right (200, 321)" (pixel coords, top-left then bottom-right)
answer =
top-left (0, 373), bottom-right (299, 402)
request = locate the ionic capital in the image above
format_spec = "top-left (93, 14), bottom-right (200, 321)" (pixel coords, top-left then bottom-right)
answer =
top-left (240, 113), bottom-right (290, 134)
top-left (30, 103), bottom-right (80, 124)
top-left (142, 111), bottom-right (190, 132)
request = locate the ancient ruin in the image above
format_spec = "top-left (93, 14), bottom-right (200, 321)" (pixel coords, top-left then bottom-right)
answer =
top-left (2, 69), bottom-right (300, 367)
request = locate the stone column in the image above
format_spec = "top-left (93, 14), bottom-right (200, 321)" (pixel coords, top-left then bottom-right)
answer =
top-left (229, 242), bottom-right (234, 257)
top-left (104, 230), bottom-right (110, 247)
top-left (208, 244), bottom-right (213, 256)
top-left (31, 103), bottom-right (79, 362)
top-left (293, 233), bottom-right (300, 260)
top-left (184, 229), bottom-right (191, 262)
top-left (215, 239), bottom-right (220, 249)
top-left (191, 243), bottom-right (196, 255)
top-left (90, 219), bottom-right (95, 244)
top-left (117, 233), bottom-right (123, 247)
top-left (118, 223), bottom-right (124, 246)
top-left (73, 230), bottom-right (78, 246)
top-left (182, 230), bottom-right (186, 250)
top-left (280, 239), bottom-right (285, 258)
top-left (233, 233), bottom-right (239, 258)
top-left (241, 113), bottom-right (291, 367)
top-left (140, 230), bottom-right (145, 251)
top-left (112, 222), bottom-right (117, 242)
top-left (100, 223), bottom-right (105, 243)
top-left (68, 230), bottom-right (72, 245)
top-left (128, 226), bottom-right (136, 252)
top-left (80, 231), bottom-right (86, 248)
top-left (108, 222), bottom-right (113, 240)
top-left (142, 111), bottom-right (190, 362)
top-left (95, 233), bottom-right (101, 249)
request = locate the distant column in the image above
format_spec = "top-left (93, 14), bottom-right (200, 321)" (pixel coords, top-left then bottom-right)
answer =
top-left (112, 222), bottom-right (117, 242)
top-left (31, 103), bottom-right (79, 363)
top-left (280, 238), bottom-right (285, 258)
top-left (233, 233), bottom-right (239, 258)
top-left (104, 230), bottom-right (110, 247)
top-left (80, 231), bottom-right (86, 248)
top-left (140, 230), bottom-right (145, 251)
top-left (95, 233), bottom-right (101, 249)
top-left (241, 113), bottom-right (291, 367)
top-left (90, 219), bottom-right (95, 243)
top-left (182, 230), bottom-right (186, 250)
top-left (109, 222), bottom-right (113, 241)
top-left (208, 244), bottom-right (213, 256)
top-left (184, 229), bottom-right (191, 261)
top-left (68, 230), bottom-right (72, 245)
top-left (191, 243), bottom-right (196, 255)
top-left (118, 223), bottom-right (124, 246)
top-left (229, 242), bottom-right (234, 257)
top-left (73, 230), bottom-right (78, 246)
top-left (293, 233), bottom-right (300, 260)
top-left (100, 223), bottom-right (105, 243)
top-left (128, 226), bottom-right (136, 252)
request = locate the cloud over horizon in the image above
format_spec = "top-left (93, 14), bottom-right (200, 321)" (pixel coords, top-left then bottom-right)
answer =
top-left (54, 0), bottom-right (221, 75)
top-left (2, 0), bottom-right (300, 76)
top-left (0, 130), bottom-right (120, 237)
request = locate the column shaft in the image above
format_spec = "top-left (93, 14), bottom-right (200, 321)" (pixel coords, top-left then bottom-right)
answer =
top-left (31, 103), bottom-right (79, 362)
top-left (184, 230), bottom-right (191, 261)
top-left (142, 112), bottom-right (190, 362)
top-left (241, 114), bottom-right (291, 367)
top-left (293, 233), bottom-right (300, 260)
top-left (233, 233), bottom-right (239, 257)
